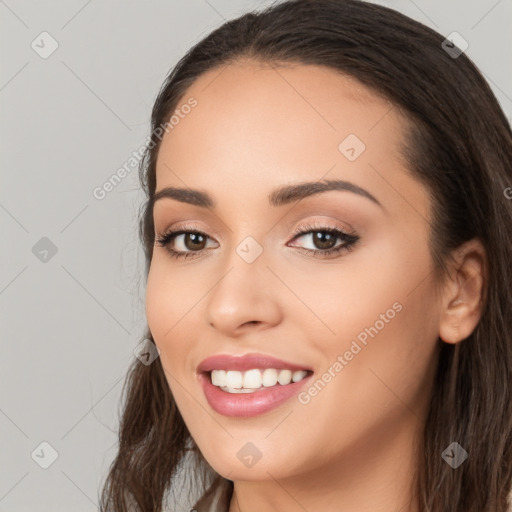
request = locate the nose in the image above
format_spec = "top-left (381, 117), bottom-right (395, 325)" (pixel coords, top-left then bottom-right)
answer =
top-left (204, 248), bottom-right (284, 338)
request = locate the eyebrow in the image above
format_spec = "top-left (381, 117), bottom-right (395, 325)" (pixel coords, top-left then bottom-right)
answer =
top-left (152, 179), bottom-right (382, 210)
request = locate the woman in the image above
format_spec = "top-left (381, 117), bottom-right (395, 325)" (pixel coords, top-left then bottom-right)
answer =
top-left (99, 0), bottom-right (512, 510)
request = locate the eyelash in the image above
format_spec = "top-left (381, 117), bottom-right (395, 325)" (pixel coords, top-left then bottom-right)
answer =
top-left (155, 221), bottom-right (359, 260)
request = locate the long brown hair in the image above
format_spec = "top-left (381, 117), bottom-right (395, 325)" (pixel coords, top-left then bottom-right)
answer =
top-left (99, 1), bottom-right (512, 510)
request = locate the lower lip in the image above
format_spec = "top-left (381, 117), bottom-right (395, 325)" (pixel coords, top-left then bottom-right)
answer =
top-left (199, 372), bottom-right (313, 417)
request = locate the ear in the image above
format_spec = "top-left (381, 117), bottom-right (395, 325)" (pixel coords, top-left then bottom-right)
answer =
top-left (438, 238), bottom-right (487, 344)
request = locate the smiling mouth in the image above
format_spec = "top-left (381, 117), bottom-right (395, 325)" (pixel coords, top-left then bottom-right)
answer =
top-left (208, 368), bottom-right (313, 393)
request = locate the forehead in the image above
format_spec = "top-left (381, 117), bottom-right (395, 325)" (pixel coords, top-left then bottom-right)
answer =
top-left (154, 60), bottom-right (427, 222)
top-left (157, 60), bottom-right (405, 164)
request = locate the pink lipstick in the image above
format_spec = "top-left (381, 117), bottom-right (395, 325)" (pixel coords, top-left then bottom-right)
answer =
top-left (197, 353), bottom-right (313, 417)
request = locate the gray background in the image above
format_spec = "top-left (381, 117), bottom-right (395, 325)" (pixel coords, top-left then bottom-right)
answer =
top-left (1, 0), bottom-right (511, 511)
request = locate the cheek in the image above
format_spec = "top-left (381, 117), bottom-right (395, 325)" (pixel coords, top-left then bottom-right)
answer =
top-left (282, 294), bottom-right (439, 478)
top-left (145, 257), bottom-right (213, 400)
top-left (145, 257), bottom-right (198, 341)
top-left (146, 270), bottom-right (209, 448)
top-left (145, 263), bottom-right (170, 342)
top-left (299, 242), bottom-right (440, 430)
top-left (306, 233), bottom-right (437, 374)
top-left (145, 260), bottom-right (191, 368)
top-left (287, 232), bottom-right (435, 346)
top-left (145, 266), bottom-right (195, 414)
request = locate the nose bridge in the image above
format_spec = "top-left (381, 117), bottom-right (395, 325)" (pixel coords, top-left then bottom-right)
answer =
top-left (204, 235), bottom-right (282, 334)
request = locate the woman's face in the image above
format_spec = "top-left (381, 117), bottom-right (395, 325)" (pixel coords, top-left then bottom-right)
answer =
top-left (146, 61), bottom-right (442, 483)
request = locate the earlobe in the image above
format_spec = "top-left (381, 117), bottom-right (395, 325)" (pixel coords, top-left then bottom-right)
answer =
top-left (438, 238), bottom-right (487, 345)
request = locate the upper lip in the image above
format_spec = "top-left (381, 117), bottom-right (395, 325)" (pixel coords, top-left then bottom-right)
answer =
top-left (197, 353), bottom-right (313, 373)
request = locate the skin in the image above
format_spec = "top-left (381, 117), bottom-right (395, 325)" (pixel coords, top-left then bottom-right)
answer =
top-left (145, 60), bottom-right (486, 512)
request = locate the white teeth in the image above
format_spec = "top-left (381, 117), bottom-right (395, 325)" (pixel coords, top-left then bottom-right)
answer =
top-left (262, 368), bottom-right (278, 387)
top-left (243, 369), bottom-right (262, 389)
top-left (292, 370), bottom-right (308, 382)
top-left (225, 370), bottom-right (243, 389)
top-left (210, 368), bottom-right (309, 392)
top-left (277, 369), bottom-right (292, 385)
top-left (211, 370), bottom-right (226, 386)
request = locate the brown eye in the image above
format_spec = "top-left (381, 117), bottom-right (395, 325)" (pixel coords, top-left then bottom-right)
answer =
top-left (155, 228), bottom-right (217, 260)
top-left (310, 231), bottom-right (338, 250)
top-left (288, 224), bottom-right (359, 258)
top-left (182, 232), bottom-right (207, 251)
